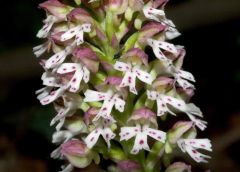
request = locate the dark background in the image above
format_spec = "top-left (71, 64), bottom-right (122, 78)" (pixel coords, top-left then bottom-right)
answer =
top-left (0, 0), bottom-right (240, 171)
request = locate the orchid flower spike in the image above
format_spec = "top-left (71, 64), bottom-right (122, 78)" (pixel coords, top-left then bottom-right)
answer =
top-left (34, 0), bottom-right (211, 171)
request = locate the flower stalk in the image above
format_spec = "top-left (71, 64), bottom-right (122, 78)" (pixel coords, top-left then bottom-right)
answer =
top-left (34, 0), bottom-right (212, 171)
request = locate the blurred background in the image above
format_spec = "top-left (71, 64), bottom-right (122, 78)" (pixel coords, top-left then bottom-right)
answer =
top-left (0, 0), bottom-right (240, 171)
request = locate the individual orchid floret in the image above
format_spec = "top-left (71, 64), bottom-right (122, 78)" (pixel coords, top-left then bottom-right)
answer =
top-left (56, 63), bottom-right (90, 92)
top-left (177, 139), bottom-right (212, 163)
top-left (147, 90), bottom-right (207, 130)
top-left (61, 23), bottom-right (91, 45)
top-left (164, 162), bottom-right (191, 172)
top-left (122, 48), bottom-right (149, 66)
top-left (172, 68), bottom-right (196, 90)
top-left (120, 108), bottom-right (166, 154)
top-left (117, 160), bottom-right (141, 172)
top-left (138, 22), bottom-right (166, 44)
top-left (114, 61), bottom-right (153, 94)
top-left (83, 89), bottom-right (125, 121)
top-left (36, 86), bottom-right (65, 105)
top-left (45, 44), bottom-right (74, 69)
top-left (147, 38), bottom-right (178, 64)
top-left (33, 41), bottom-right (49, 57)
top-left (52, 130), bottom-right (74, 143)
top-left (143, 6), bottom-right (165, 23)
top-left (85, 117), bottom-right (116, 148)
top-left (50, 92), bottom-right (82, 131)
top-left (60, 139), bottom-right (99, 169)
top-left (37, 0), bottom-right (72, 38)
top-left (72, 47), bottom-right (99, 73)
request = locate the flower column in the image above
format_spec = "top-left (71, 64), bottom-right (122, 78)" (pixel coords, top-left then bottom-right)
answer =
top-left (34, 0), bottom-right (212, 172)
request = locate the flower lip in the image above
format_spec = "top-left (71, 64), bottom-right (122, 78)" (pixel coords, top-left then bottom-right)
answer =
top-left (123, 48), bottom-right (148, 66)
top-left (61, 139), bottom-right (88, 156)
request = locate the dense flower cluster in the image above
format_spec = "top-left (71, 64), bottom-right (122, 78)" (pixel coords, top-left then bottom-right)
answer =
top-left (34, 0), bottom-right (212, 171)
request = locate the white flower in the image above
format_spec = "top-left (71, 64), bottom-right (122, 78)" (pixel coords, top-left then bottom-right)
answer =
top-left (52, 130), bottom-right (74, 143)
top-left (45, 45), bottom-right (74, 69)
top-left (143, 7), bottom-right (181, 40)
top-left (147, 38), bottom-right (178, 64)
top-left (37, 15), bottom-right (58, 38)
top-left (33, 41), bottom-right (49, 57)
top-left (120, 124), bottom-right (166, 154)
top-left (50, 93), bottom-right (82, 131)
top-left (177, 139), bottom-right (212, 163)
top-left (56, 63), bottom-right (90, 92)
top-left (84, 89), bottom-right (125, 121)
top-left (173, 69), bottom-right (195, 90)
top-left (147, 90), bottom-right (207, 130)
top-left (85, 118), bottom-right (116, 148)
top-left (36, 86), bottom-right (66, 105)
top-left (61, 23), bottom-right (91, 45)
top-left (114, 61), bottom-right (153, 94)
top-left (143, 6), bottom-right (165, 23)
top-left (60, 164), bottom-right (74, 172)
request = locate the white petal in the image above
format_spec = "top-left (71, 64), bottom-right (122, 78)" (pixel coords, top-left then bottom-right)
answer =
top-left (51, 147), bottom-right (62, 159)
top-left (120, 126), bottom-right (139, 141)
top-left (176, 77), bottom-right (195, 90)
top-left (165, 29), bottom-right (181, 40)
top-left (146, 127), bottom-right (166, 143)
top-left (93, 98), bottom-right (115, 121)
top-left (61, 26), bottom-right (79, 41)
top-left (83, 66), bottom-right (90, 83)
top-left (185, 145), bottom-right (211, 163)
top-left (83, 90), bottom-right (108, 102)
top-left (134, 67), bottom-right (153, 85)
top-left (76, 29), bottom-right (84, 45)
top-left (102, 127), bottom-right (116, 148)
top-left (120, 71), bottom-right (137, 94)
top-left (131, 132), bottom-right (150, 154)
top-left (84, 128), bottom-right (102, 148)
top-left (177, 70), bottom-right (195, 82)
top-left (68, 67), bottom-right (84, 92)
top-left (161, 95), bottom-right (186, 113)
top-left (143, 7), bottom-right (165, 22)
top-left (187, 113), bottom-right (207, 131)
top-left (114, 61), bottom-right (131, 72)
top-left (37, 16), bottom-right (56, 38)
top-left (60, 164), bottom-right (74, 172)
top-left (114, 97), bottom-right (125, 112)
top-left (184, 139), bottom-right (212, 152)
top-left (81, 23), bottom-right (91, 32)
top-left (42, 72), bottom-right (61, 87)
top-left (45, 50), bottom-right (68, 69)
top-left (156, 98), bottom-right (169, 116)
top-left (186, 103), bottom-right (203, 117)
top-left (147, 90), bottom-right (158, 100)
top-left (147, 38), bottom-right (170, 63)
top-left (52, 130), bottom-right (73, 143)
top-left (40, 87), bottom-right (65, 105)
top-left (36, 87), bottom-right (51, 100)
top-left (33, 42), bottom-right (48, 57)
top-left (55, 118), bottom-right (65, 131)
top-left (157, 41), bottom-right (178, 54)
top-left (57, 63), bottom-right (79, 74)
